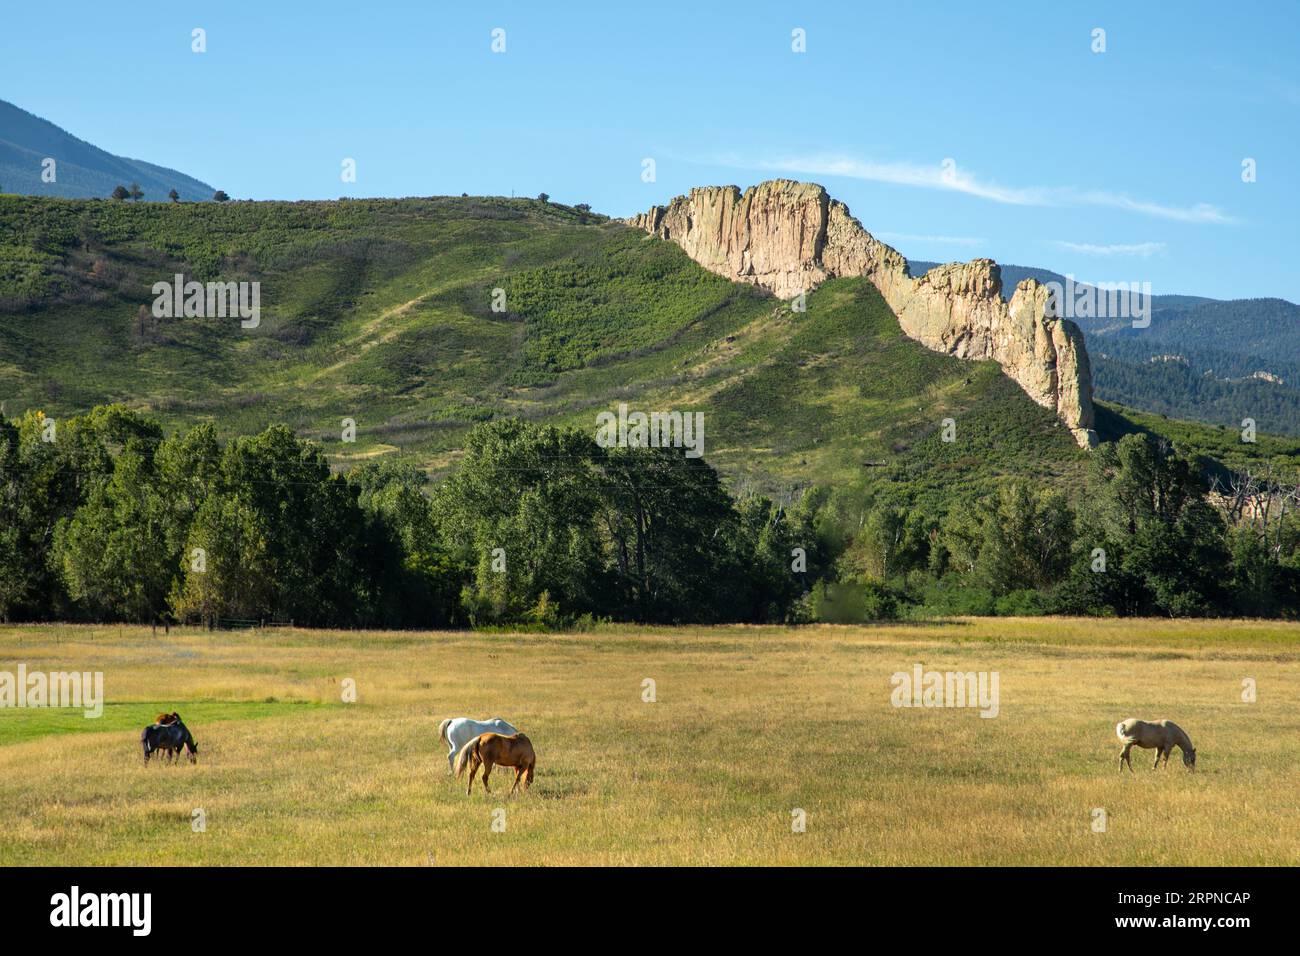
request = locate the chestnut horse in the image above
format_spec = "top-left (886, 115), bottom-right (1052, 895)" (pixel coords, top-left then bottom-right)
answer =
top-left (454, 732), bottom-right (535, 795)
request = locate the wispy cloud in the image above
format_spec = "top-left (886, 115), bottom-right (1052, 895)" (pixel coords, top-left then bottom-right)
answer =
top-left (1074, 192), bottom-right (1232, 225)
top-left (741, 155), bottom-right (1047, 206)
top-left (1050, 240), bottom-right (1167, 258)
top-left (706, 153), bottom-right (1235, 225)
top-left (877, 232), bottom-right (986, 247)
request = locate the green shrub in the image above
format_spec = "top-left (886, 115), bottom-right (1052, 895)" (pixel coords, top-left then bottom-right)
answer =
top-left (810, 579), bottom-right (899, 623)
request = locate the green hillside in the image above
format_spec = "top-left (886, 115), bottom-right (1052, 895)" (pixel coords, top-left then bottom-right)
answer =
top-left (1, 193), bottom-right (1294, 502)
top-left (0, 195), bottom-right (1076, 495)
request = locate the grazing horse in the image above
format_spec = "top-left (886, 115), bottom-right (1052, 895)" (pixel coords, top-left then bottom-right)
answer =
top-left (454, 732), bottom-right (536, 795)
top-left (1116, 718), bottom-right (1196, 772)
top-left (141, 715), bottom-right (199, 765)
top-left (438, 717), bottom-right (519, 775)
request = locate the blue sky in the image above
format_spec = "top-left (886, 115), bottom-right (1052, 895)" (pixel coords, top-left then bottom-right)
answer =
top-left (2, 0), bottom-right (1297, 300)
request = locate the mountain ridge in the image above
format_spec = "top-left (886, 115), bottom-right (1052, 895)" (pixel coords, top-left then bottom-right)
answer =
top-left (0, 99), bottom-right (214, 202)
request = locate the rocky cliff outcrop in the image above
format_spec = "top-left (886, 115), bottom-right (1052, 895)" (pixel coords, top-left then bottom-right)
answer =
top-left (625, 180), bottom-right (1097, 447)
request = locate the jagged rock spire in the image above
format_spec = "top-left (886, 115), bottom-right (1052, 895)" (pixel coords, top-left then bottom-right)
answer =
top-left (625, 180), bottom-right (1097, 448)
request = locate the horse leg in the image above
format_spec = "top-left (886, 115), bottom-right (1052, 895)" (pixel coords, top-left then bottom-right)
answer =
top-left (466, 756), bottom-right (480, 795)
top-left (481, 760), bottom-right (493, 794)
top-left (447, 746), bottom-right (457, 776)
top-left (1153, 748), bottom-right (1163, 770)
top-left (510, 766), bottom-right (524, 795)
top-left (1119, 743), bottom-right (1133, 773)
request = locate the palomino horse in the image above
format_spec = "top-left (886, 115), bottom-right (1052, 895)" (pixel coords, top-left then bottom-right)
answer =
top-left (438, 717), bottom-right (519, 775)
top-left (1116, 718), bottom-right (1196, 772)
top-left (141, 714), bottom-right (199, 764)
top-left (454, 732), bottom-right (536, 795)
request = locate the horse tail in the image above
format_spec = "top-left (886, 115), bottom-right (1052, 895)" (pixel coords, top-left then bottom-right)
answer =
top-left (1115, 721), bottom-right (1126, 740)
top-left (454, 736), bottom-right (479, 779)
top-left (140, 727), bottom-right (152, 758)
top-left (438, 718), bottom-right (452, 747)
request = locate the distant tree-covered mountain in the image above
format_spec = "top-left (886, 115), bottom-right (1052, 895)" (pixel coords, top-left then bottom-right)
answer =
top-left (0, 99), bottom-right (214, 202)
top-left (1101, 297), bottom-right (1300, 363)
top-left (1091, 339), bottom-right (1300, 435)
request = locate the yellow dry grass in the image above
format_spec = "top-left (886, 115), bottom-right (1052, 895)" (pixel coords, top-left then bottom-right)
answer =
top-left (0, 618), bottom-right (1296, 865)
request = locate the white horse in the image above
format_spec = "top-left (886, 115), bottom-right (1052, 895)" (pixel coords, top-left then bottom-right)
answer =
top-left (438, 717), bottom-right (520, 775)
top-left (1116, 718), bottom-right (1197, 772)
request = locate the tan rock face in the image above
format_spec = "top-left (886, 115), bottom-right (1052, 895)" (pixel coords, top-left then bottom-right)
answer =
top-left (626, 180), bottom-right (1097, 447)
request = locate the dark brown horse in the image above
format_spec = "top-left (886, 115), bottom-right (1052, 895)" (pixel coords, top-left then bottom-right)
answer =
top-left (454, 732), bottom-right (535, 795)
top-left (141, 714), bottom-right (198, 764)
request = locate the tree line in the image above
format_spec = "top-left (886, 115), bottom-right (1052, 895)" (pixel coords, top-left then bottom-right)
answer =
top-left (0, 408), bottom-right (808, 627)
top-left (817, 433), bottom-right (1299, 620)
top-left (108, 185), bottom-right (230, 202)
top-left (1, 405), bottom-right (1296, 628)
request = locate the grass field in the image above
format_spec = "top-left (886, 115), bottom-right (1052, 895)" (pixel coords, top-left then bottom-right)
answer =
top-left (0, 619), bottom-right (1297, 866)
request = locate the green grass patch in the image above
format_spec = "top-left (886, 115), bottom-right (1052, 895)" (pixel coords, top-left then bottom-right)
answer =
top-left (0, 699), bottom-right (327, 746)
